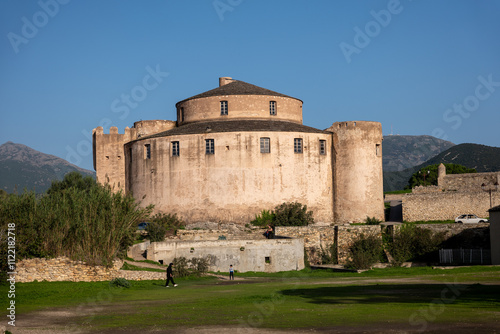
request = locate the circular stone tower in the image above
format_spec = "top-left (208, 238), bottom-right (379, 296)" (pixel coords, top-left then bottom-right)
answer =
top-left (329, 121), bottom-right (384, 223)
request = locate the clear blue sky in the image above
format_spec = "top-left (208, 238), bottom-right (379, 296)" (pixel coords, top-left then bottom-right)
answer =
top-left (1, 0), bottom-right (499, 171)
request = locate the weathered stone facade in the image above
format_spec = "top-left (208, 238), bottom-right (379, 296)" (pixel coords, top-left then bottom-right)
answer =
top-left (403, 192), bottom-right (498, 221)
top-left (93, 77), bottom-right (384, 224)
top-left (15, 257), bottom-right (165, 283)
top-left (147, 238), bottom-right (305, 273)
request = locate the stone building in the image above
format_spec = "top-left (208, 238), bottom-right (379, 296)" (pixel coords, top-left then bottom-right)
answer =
top-left (93, 77), bottom-right (384, 224)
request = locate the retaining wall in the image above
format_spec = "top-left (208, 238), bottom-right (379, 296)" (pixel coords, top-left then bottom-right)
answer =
top-left (275, 225), bottom-right (380, 265)
top-left (15, 257), bottom-right (165, 283)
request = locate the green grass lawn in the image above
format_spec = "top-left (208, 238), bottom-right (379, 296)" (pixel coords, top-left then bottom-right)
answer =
top-left (2, 266), bottom-right (500, 332)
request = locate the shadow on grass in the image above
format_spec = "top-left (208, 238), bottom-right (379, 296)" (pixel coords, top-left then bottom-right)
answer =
top-left (280, 283), bottom-right (500, 305)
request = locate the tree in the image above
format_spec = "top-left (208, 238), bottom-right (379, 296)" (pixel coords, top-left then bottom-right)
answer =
top-left (47, 171), bottom-right (96, 195)
top-left (407, 163), bottom-right (476, 189)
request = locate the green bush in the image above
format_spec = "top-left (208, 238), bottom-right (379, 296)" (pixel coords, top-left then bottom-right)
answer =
top-left (346, 234), bottom-right (383, 270)
top-left (320, 243), bottom-right (337, 264)
top-left (146, 222), bottom-right (167, 242)
top-left (150, 213), bottom-right (185, 236)
top-left (389, 224), bottom-right (445, 265)
top-left (273, 202), bottom-right (314, 226)
top-left (250, 209), bottom-right (275, 227)
top-left (365, 216), bottom-right (382, 225)
top-left (109, 277), bottom-right (131, 288)
top-left (173, 257), bottom-right (190, 278)
top-left (190, 257), bottom-right (210, 275)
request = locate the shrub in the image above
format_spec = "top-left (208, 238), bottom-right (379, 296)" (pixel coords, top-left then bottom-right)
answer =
top-left (146, 222), bottom-right (167, 242)
top-left (389, 224), bottom-right (445, 265)
top-left (150, 213), bottom-right (185, 237)
top-left (273, 202), bottom-right (314, 226)
top-left (109, 277), bottom-right (131, 288)
top-left (346, 234), bottom-right (383, 270)
top-left (173, 257), bottom-right (190, 277)
top-left (250, 209), bottom-right (275, 227)
top-left (190, 257), bottom-right (210, 275)
top-left (320, 243), bottom-right (337, 264)
top-left (0, 173), bottom-right (152, 267)
top-left (365, 216), bottom-right (382, 225)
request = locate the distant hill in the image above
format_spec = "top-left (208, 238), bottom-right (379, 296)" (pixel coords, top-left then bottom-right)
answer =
top-left (383, 135), bottom-right (455, 172)
top-left (384, 143), bottom-right (500, 191)
top-left (0, 141), bottom-right (95, 194)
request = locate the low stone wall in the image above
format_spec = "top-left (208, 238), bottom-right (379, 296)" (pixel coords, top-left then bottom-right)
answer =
top-left (412, 185), bottom-right (441, 194)
top-left (275, 225), bottom-right (381, 265)
top-left (402, 191), bottom-right (498, 222)
top-left (384, 194), bottom-right (403, 201)
top-left (16, 257), bottom-right (165, 283)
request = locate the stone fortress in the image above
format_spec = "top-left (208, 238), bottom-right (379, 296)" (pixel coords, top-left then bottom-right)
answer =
top-left (93, 77), bottom-right (384, 224)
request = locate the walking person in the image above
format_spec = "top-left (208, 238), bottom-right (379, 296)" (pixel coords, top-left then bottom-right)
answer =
top-left (165, 262), bottom-right (178, 287)
top-left (229, 264), bottom-right (234, 280)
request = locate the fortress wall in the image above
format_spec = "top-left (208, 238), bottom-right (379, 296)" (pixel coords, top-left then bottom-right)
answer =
top-left (440, 172), bottom-right (499, 192)
top-left (402, 192), bottom-right (499, 222)
top-left (177, 95), bottom-right (303, 125)
top-left (93, 126), bottom-right (126, 193)
top-left (133, 120), bottom-right (176, 137)
top-left (329, 121), bottom-right (384, 223)
top-left (147, 239), bottom-right (305, 273)
top-left (126, 131), bottom-right (334, 224)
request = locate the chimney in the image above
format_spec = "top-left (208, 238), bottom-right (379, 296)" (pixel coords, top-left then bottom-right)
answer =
top-left (219, 77), bottom-right (234, 87)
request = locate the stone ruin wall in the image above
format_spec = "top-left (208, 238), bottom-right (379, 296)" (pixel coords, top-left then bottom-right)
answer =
top-left (275, 225), bottom-right (381, 265)
top-left (16, 257), bottom-right (165, 283)
top-left (403, 192), bottom-right (499, 222)
top-left (440, 172), bottom-right (499, 192)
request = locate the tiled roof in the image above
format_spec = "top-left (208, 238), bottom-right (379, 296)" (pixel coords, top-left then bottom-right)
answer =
top-left (175, 80), bottom-right (302, 106)
top-left (134, 120), bottom-right (329, 142)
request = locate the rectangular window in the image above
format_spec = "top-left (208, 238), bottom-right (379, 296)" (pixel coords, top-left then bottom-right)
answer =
top-left (269, 101), bottom-right (276, 115)
top-left (319, 140), bottom-right (326, 155)
top-left (220, 101), bottom-right (228, 115)
top-left (172, 141), bottom-right (179, 156)
top-left (376, 144), bottom-right (381, 157)
top-left (294, 138), bottom-right (303, 154)
top-left (206, 139), bottom-right (215, 154)
top-left (260, 137), bottom-right (270, 153)
top-left (144, 144), bottom-right (151, 159)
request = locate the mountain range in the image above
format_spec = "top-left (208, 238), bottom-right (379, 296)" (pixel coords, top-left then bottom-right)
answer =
top-left (383, 143), bottom-right (500, 191)
top-left (0, 142), bottom-right (95, 194)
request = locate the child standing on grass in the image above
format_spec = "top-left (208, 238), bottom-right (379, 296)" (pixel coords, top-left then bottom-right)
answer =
top-left (229, 264), bottom-right (234, 280)
top-left (165, 263), bottom-right (178, 287)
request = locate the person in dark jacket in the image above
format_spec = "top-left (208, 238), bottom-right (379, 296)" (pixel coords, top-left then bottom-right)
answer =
top-left (165, 263), bottom-right (177, 287)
